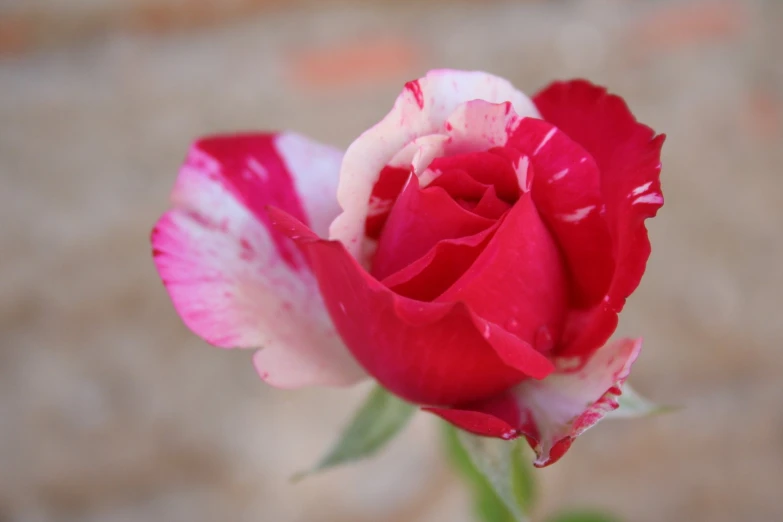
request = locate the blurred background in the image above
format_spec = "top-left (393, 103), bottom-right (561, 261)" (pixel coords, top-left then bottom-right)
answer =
top-left (1, 0), bottom-right (782, 520)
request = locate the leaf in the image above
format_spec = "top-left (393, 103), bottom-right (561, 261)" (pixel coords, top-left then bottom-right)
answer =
top-left (443, 424), bottom-right (536, 521)
top-left (293, 385), bottom-right (415, 481)
top-left (606, 384), bottom-right (675, 419)
top-left (545, 511), bottom-right (620, 522)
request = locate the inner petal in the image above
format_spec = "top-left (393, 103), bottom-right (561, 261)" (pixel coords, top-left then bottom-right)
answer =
top-left (388, 134), bottom-right (451, 175)
top-left (382, 221), bottom-right (501, 302)
top-left (427, 168), bottom-right (488, 201)
top-left (364, 165), bottom-right (410, 240)
top-left (429, 150), bottom-right (521, 202)
top-left (371, 175), bottom-right (495, 280)
top-left (426, 168), bottom-right (513, 220)
top-left (436, 193), bottom-right (569, 350)
top-left (472, 186), bottom-right (512, 220)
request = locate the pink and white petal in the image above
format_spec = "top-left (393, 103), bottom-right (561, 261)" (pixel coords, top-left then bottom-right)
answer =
top-left (442, 100), bottom-right (522, 154)
top-left (514, 336), bottom-right (641, 467)
top-left (381, 102), bottom-right (530, 193)
top-left (152, 132), bottom-right (365, 388)
top-left (388, 134), bottom-right (451, 174)
top-left (427, 337), bottom-right (641, 467)
top-left (331, 69), bottom-right (540, 262)
top-left (274, 132), bottom-right (346, 238)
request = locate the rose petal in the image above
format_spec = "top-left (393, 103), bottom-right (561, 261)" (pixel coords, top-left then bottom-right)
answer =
top-left (269, 207), bottom-right (555, 406)
top-left (427, 168), bottom-right (488, 201)
top-left (428, 149), bottom-right (521, 202)
top-left (389, 134), bottom-right (451, 174)
top-left (382, 223), bottom-right (501, 302)
top-left (371, 175), bottom-right (494, 279)
top-left (534, 81), bottom-right (664, 357)
top-left (427, 337), bottom-right (642, 467)
top-left (364, 134), bottom-right (453, 241)
top-left (442, 100), bottom-right (522, 155)
top-left (509, 117), bottom-right (614, 308)
top-left (426, 100), bottom-right (534, 199)
top-left (437, 193), bottom-right (569, 350)
top-left (424, 407), bottom-right (518, 440)
top-left (516, 337), bottom-right (641, 467)
top-left (472, 185), bottom-right (512, 219)
top-left (331, 69), bottom-right (540, 263)
top-left (151, 133), bottom-right (365, 388)
top-left (364, 165), bottom-right (410, 240)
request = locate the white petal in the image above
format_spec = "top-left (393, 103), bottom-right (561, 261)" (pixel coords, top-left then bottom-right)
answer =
top-left (513, 337), bottom-right (642, 466)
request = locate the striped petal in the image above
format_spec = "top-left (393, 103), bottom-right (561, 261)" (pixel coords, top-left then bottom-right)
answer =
top-left (534, 80), bottom-right (664, 360)
top-left (427, 337), bottom-right (641, 467)
top-left (330, 69), bottom-right (540, 264)
top-left (151, 133), bottom-right (365, 388)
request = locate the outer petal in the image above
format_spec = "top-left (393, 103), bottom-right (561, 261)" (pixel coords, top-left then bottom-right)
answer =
top-left (330, 69), bottom-right (540, 262)
top-left (427, 337), bottom-right (641, 467)
top-left (534, 81), bottom-right (664, 357)
top-left (151, 133), bottom-right (365, 388)
top-left (509, 117), bottom-right (614, 308)
top-left (269, 207), bottom-right (555, 406)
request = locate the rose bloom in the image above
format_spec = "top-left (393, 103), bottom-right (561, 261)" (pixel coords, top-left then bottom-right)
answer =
top-left (152, 70), bottom-right (663, 467)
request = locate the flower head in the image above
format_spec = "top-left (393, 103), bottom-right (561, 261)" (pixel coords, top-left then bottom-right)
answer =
top-left (152, 69), bottom-right (663, 466)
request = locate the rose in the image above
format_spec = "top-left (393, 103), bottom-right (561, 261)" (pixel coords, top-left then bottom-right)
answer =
top-left (152, 69), bottom-right (663, 466)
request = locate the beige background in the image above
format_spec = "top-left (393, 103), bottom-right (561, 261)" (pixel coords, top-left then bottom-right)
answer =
top-left (2, 0), bottom-right (782, 521)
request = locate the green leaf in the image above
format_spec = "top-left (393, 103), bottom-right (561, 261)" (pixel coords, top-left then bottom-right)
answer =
top-left (606, 384), bottom-right (676, 419)
top-left (545, 510), bottom-right (620, 522)
top-left (442, 424), bottom-right (536, 522)
top-left (293, 385), bottom-right (415, 481)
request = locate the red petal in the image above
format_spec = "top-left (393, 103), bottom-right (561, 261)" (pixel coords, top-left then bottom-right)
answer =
top-left (268, 207), bottom-right (555, 406)
top-left (509, 118), bottom-right (615, 308)
top-left (194, 134), bottom-right (310, 269)
top-left (382, 223), bottom-right (500, 302)
top-left (371, 176), bottom-right (495, 280)
top-left (436, 193), bottom-right (569, 350)
top-left (429, 150), bottom-right (520, 202)
top-left (427, 168), bottom-right (488, 201)
top-left (472, 185), bottom-right (512, 219)
top-left (364, 165), bottom-right (410, 240)
top-left (423, 407), bottom-right (517, 439)
top-left (427, 337), bottom-right (642, 467)
top-left (534, 81), bottom-right (664, 357)
top-left (424, 164), bottom-right (512, 219)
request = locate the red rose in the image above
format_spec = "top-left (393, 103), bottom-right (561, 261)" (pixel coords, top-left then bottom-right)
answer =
top-left (152, 70), bottom-right (663, 466)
